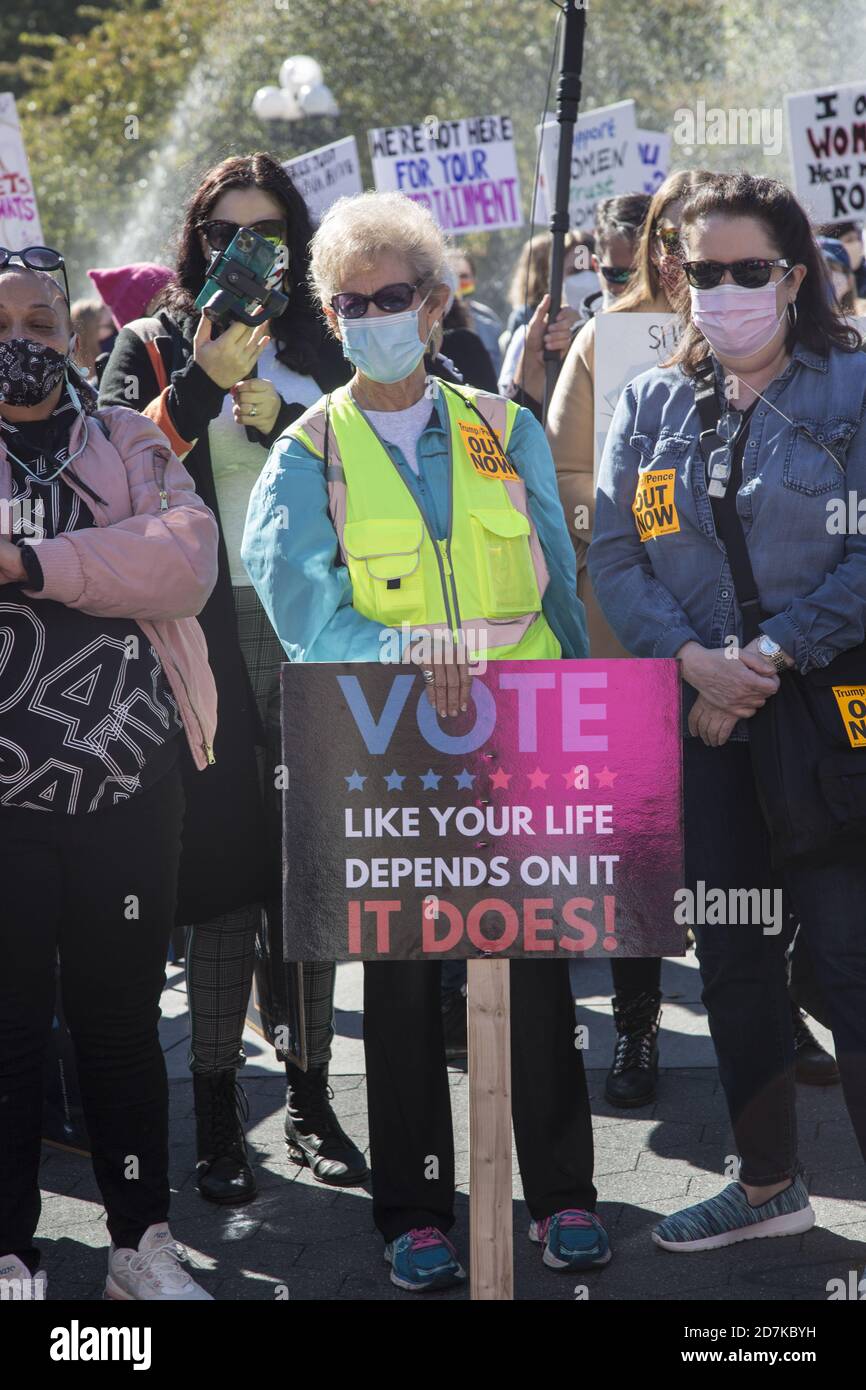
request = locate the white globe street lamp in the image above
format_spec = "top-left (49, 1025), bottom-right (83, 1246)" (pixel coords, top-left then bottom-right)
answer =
top-left (252, 55), bottom-right (339, 125)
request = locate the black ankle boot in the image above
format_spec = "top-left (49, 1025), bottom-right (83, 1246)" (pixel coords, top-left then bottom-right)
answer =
top-left (193, 1070), bottom-right (257, 1205)
top-left (285, 1063), bottom-right (370, 1186)
top-left (792, 1004), bottom-right (840, 1086)
top-left (605, 990), bottom-right (661, 1108)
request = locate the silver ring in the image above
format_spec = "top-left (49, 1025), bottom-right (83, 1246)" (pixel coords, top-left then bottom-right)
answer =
top-left (249, 404), bottom-right (258, 417)
top-left (422, 668), bottom-right (435, 684)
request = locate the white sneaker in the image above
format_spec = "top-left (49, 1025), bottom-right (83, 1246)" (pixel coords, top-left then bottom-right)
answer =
top-left (0, 1254), bottom-right (47, 1300)
top-left (104, 1224), bottom-right (212, 1301)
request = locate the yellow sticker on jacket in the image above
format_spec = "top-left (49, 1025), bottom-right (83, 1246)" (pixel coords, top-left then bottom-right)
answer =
top-left (632, 468), bottom-right (680, 541)
top-left (832, 685), bottom-right (866, 748)
top-left (458, 420), bottom-right (518, 481)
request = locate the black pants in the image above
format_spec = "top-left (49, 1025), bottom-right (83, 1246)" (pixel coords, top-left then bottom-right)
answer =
top-left (363, 959), bottom-right (596, 1242)
top-left (0, 766), bottom-right (184, 1269)
top-left (685, 738), bottom-right (866, 1184)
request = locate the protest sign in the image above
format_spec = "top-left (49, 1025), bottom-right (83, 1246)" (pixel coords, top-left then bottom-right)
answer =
top-left (786, 80), bottom-right (866, 222)
top-left (283, 135), bottom-right (362, 224)
top-left (537, 100), bottom-right (645, 231)
top-left (281, 659), bottom-right (684, 962)
top-left (634, 128), bottom-right (671, 195)
top-left (368, 114), bottom-right (522, 233)
top-left (594, 311), bottom-right (681, 469)
top-left (0, 93), bottom-right (42, 251)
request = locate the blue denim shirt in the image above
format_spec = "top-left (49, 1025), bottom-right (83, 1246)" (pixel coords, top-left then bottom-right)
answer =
top-left (588, 343), bottom-right (866, 733)
top-left (241, 382), bottom-right (588, 662)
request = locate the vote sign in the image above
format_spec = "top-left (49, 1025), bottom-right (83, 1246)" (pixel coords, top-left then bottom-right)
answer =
top-left (281, 660), bottom-right (685, 961)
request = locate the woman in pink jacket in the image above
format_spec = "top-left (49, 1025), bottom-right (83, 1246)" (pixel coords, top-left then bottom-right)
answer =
top-left (0, 254), bottom-right (218, 1301)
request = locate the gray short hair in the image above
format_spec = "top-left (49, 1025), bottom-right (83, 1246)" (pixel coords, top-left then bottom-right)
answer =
top-left (308, 191), bottom-right (450, 308)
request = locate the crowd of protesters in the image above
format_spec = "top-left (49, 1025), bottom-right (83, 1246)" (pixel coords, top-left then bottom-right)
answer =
top-left (1, 145), bottom-right (865, 1299)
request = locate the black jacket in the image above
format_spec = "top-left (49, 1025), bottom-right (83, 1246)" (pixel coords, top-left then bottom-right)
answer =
top-left (99, 309), bottom-right (350, 923)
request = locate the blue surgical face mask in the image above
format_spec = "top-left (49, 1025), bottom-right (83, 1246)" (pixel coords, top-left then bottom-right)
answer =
top-left (340, 294), bottom-right (432, 384)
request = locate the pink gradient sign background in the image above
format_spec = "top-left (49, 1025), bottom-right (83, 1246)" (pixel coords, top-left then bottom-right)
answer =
top-left (281, 659), bottom-right (685, 960)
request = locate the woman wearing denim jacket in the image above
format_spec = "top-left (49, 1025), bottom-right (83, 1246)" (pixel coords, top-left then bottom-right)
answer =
top-left (589, 174), bottom-right (866, 1256)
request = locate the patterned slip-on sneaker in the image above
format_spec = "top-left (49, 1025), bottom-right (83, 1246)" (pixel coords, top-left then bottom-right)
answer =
top-left (652, 1176), bottom-right (814, 1253)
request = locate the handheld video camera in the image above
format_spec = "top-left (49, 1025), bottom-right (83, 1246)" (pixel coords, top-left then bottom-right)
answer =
top-left (194, 226), bottom-right (288, 328)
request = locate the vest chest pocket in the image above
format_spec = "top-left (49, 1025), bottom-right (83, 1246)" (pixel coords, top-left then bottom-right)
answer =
top-left (343, 519), bottom-right (425, 623)
top-left (469, 508), bottom-right (539, 619)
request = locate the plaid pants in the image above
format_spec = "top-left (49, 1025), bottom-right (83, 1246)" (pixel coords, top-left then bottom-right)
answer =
top-left (186, 586), bottom-right (336, 1071)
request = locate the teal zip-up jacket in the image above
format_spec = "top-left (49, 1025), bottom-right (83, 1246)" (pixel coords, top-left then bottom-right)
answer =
top-left (241, 384), bottom-right (588, 662)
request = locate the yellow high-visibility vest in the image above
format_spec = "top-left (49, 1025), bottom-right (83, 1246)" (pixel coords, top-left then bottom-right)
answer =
top-left (291, 380), bottom-right (560, 662)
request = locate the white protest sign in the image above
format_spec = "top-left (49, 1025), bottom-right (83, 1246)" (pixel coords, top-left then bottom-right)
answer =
top-left (594, 312), bottom-right (682, 470)
top-left (0, 93), bottom-right (42, 251)
top-left (367, 114), bottom-right (522, 233)
top-left (785, 80), bottom-right (866, 222)
top-left (537, 100), bottom-right (644, 232)
top-left (283, 135), bottom-right (363, 224)
top-left (634, 128), bottom-right (670, 197)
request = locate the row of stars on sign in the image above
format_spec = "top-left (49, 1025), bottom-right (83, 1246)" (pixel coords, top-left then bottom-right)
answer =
top-left (343, 767), bottom-right (619, 791)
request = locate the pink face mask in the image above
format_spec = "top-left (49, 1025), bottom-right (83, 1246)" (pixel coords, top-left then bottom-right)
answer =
top-left (690, 271), bottom-right (793, 360)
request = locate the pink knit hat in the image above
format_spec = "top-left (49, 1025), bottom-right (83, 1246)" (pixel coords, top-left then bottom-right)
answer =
top-left (87, 262), bottom-right (175, 329)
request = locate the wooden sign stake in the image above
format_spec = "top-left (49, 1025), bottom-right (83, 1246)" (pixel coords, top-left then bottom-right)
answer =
top-left (467, 958), bottom-right (513, 1300)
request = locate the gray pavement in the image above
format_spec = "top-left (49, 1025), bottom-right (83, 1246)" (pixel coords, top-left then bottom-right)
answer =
top-left (36, 952), bottom-right (865, 1301)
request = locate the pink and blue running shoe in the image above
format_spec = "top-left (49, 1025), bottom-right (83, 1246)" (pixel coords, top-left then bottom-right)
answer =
top-left (384, 1227), bottom-right (467, 1292)
top-left (529, 1209), bottom-right (612, 1269)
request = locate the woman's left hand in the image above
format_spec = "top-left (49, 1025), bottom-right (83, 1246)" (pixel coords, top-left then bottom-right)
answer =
top-left (232, 377), bottom-right (281, 434)
top-left (0, 539), bottom-right (26, 584)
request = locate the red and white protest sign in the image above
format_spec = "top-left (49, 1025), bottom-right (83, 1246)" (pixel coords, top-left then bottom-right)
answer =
top-left (786, 80), bottom-right (866, 222)
top-left (0, 94), bottom-right (42, 251)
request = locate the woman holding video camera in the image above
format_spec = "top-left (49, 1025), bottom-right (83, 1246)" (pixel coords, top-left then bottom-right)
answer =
top-left (100, 153), bottom-right (368, 1207)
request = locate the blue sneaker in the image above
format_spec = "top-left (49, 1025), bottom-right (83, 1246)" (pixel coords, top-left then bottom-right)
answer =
top-left (529, 1209), bottom-right (612, 1270)
top-left (652, 1176), bottom-right (814, 1253)
top-left (384, 1227), bottom-right (466, 1292)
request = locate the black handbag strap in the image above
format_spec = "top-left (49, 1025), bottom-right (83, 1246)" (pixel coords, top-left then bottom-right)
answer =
top-left (693, 364), bottom-right (764, 644)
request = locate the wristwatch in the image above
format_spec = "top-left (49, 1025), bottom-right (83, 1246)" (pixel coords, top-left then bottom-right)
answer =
top-left (756, 633), bottom-right (790, 673)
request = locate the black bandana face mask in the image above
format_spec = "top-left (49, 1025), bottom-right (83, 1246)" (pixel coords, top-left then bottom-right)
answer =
top-left (0, 337), bottom-right (68, 406)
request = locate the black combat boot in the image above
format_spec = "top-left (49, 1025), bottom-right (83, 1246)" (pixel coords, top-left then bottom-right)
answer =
top-left (193, 1070), bottom-right (257, 1205)
top-left (792, 1005), bottom-right (840, 1085)
top-left (284, 1062), bottom-right (370, 1186)
top-left (604, 990), bottom-right (662, 1108)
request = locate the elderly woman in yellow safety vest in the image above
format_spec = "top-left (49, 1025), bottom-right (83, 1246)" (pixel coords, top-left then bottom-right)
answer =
top-left (241, 190), bottom-right (604, 1293)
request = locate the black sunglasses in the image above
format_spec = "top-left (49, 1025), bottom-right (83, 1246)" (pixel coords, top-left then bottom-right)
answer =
top-left (682, 258), bottom-right (790, 290)
top-left (599, 265), bottom-right (633, 286)
top-left (0, 245), bottom-right (70, 307)
top-left (198, 219), bottom-right (287, 253)
top-left (331, 281), bottom-right (422, 319)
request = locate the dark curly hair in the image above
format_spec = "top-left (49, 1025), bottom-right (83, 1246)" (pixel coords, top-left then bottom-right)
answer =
top-left (154, 152), bottom-right (326, 375)
top-left (668, 172), bottom-right (861, 376)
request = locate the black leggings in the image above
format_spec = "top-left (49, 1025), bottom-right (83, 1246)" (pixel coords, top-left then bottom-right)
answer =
top-left (0, 766), bottom-right (183, 1269)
